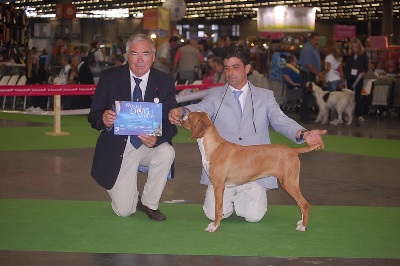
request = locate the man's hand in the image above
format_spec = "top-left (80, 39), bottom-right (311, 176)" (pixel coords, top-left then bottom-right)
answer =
top-left (168, 107), bottom-right (189, 125)
top-left (304, 129), bottom-right (327, 149)
top-left (103, 109), bottom-right (116, 128)
top-left (139, 134), bottom-right (158, 148)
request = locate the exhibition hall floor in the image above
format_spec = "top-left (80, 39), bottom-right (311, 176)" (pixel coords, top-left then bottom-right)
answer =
top-left (1, 110), bottom-right (399, 266)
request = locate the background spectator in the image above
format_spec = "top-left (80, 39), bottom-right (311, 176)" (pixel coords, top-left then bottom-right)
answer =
top-left (344, 38), bottom-right (369, 122)
top-left (212, 56), bottom-right (226, 84)
top-left (113, 54), bottom-right (125, 66)
top-left (248, 61), bottom-right (268, 89)
top-left (63, 56), bottom-right (94, 109)
top-left (282, 55), bottom-right (301, 90)
top-left (322, 39), bottom-right (344, 92)
top-left (173, 39), bottom-right (203, 84)
top-left (299, 32), bottom-right (323, 121)
top-left (25, 48), bottom-right (48, 112)
top-left (153, 35), bottom-right (180, 75)
top-left (202, 54), bottom-right (216, 84)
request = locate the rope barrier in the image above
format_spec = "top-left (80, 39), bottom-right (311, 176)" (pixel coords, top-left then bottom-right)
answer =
top-left (0, 83), bottom-right (224, 96)
top-left (0, 83), bottom-right (224, 136)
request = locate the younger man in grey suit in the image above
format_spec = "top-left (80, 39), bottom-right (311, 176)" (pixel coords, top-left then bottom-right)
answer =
top-left (169, 46), bottom-right (326, 223)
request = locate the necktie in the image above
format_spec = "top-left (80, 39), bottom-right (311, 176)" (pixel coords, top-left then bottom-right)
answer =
top-left (133, 77), bottom-right (143, 102)
top-left (233, 90), bottom-right (243, 116)
top-left (130, 77), bottom-right (143, 148)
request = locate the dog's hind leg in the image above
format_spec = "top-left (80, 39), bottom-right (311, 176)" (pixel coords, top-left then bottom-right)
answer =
top-left (278, 163), bottom-right (310, 231)
top-left (336, 105), bottom-right (344, 125)
top-left (344, 105), bottom-right (354, 125)
top-left (205, 181), bottom-right (225, 232)
top-left (315, 106), bottom-right (325, 124)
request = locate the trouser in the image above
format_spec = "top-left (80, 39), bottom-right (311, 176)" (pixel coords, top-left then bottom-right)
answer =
top-left (347, 77), bottom-right (364, 117)
top-left (203, 182), bottom-right (267, 222)
top-left (299, 71), bottom-right (317, 119)
top-left (107, 142), bottom-right (175, 217)
top-left (327, 80), bottom-right (341, 92)
top-left (31, 96), bottom-right (48, 109)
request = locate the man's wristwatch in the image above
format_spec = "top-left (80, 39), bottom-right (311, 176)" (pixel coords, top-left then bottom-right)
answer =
top-left (297, 130), bottom-right (308, 142)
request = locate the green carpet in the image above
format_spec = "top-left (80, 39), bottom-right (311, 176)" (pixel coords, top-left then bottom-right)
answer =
top-left (1, 112), bottom-right (400, 159)
top-left (0, 112), bottom-right (195, 151)
top-left (0, 199), bottom-right (399, 258)
top-left (1, 113), bottom-right (400, 258)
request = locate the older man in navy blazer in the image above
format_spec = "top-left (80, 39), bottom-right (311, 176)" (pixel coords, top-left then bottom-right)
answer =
top-left (169, 46), bottom-right (326, 224)
top-left (89, 34), bottom-right (177, 221)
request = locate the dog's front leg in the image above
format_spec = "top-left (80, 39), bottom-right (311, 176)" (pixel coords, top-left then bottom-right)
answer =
top-left (205, 182), bottom-right (225, 232)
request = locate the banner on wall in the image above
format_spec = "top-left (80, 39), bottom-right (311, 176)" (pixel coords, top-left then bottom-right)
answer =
top-left (258, 6), bottom-right (316, 32)
top-left (158, 7), bottom-right (170, 30)
top-left (333, 24), bottom-right (356, 41)
top-left (143, 7), bottom-right (170, 30)
top-left (143, 9), bottom-right (158, 30)
top-left (260, 32), bottom-right (284, 39)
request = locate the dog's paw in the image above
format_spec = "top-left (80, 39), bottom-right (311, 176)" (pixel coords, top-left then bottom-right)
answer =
top-left (296, 224), bottom-right (306, 231)
top-left (330, 119), bottom-right (339, 126)
top-left (295, 220), bottom-right (306, 231)
top-left (204, 222), bottom-right (219, 233)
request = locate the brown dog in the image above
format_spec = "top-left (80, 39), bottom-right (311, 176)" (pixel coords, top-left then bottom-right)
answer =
top-left (181, 111), bottom-right (321, 232)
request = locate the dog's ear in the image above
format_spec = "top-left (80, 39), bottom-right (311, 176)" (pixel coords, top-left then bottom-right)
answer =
top-left (187, 112), bottom-right (209, 139)
top-left (190, 121), bottom-right (206, 139)
top-left (190, 118), bottom-right (206, 139)
top-left (307, 82), bottom-right (313, 93)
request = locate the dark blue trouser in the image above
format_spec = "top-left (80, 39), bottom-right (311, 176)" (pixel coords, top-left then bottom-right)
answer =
top-left (347, 77), bottom-right (364, 117)
top-left (299, 71), bottom-right (316, 119)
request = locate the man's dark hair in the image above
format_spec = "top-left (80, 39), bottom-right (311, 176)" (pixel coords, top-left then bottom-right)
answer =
top-left (169, 35), bottom-right (180, 43)
top-left (286, 54), bottom-right (297, 64)
top-left (114, 54), bottom-right (125, 64)
top-left (222, 45), bottom-right (251, 66)
top-left (308, 32), bottom-right (319, 40)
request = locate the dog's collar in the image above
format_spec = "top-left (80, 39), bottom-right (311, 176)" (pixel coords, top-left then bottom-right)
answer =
top-left (180, 107), bottom-right (188, 124)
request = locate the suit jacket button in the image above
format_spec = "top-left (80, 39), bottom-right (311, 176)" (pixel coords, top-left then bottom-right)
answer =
top-left (120, 155), bottom-right (123, 157)
top-left (239, 137), bottom-right (243, 140)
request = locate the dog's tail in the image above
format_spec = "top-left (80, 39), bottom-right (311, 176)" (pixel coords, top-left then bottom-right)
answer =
top-left (294, 144), bottom-right (322, 154)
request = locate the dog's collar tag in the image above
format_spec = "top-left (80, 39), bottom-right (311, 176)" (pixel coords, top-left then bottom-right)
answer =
top-left (180, 107), bottom-right (188, 123)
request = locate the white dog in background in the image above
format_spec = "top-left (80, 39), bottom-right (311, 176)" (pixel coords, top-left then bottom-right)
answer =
top-left (309, 82), bottom-right (355, 126)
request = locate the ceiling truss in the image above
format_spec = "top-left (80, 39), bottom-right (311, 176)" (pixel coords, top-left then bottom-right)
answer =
top-left (8, 0), bottom-right (400, 22)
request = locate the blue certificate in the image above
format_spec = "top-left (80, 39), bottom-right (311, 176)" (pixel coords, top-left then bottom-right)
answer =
top-left (114, 101), bottom-right (162, 136)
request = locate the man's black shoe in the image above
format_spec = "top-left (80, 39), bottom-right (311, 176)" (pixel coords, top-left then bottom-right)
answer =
top-left (137, 198), bottom-right (166, 221)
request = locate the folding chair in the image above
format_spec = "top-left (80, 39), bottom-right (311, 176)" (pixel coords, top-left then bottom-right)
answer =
top-left (15, 75), bottom-right (27, 109)
top-left (369, 80), bottom-right (392, 116)
top-left (1, 75), bottom-right (15, 109)
top-left (6, 75), bottom-right (20, 110)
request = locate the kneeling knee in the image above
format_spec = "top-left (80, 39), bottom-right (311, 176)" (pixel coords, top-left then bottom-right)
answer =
top-left (243, 209), bottom-right (267, 223)
top-left (112, 205), bottom-right (134, 218)
top-left (203, 206), bottom-right (233, 221)
top-left (114, 210), bottom-right (133, 218)
top-left (159, 144), bottom-right (175, 160)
